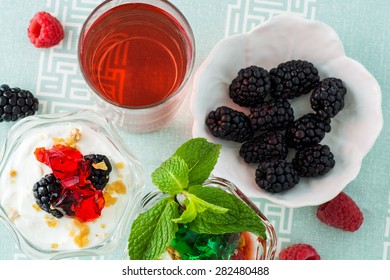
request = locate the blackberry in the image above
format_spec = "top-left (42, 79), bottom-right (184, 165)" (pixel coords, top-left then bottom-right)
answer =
top-left (85, 154), bottom-right (112, 190)
top-left (52, 189), bottom-right (77, 217)
top-left (310, 78), bottom-right (347, 118)
top-left (0, 84), bottom-right (39, 122)
top-left (249, 99), bottom-right (294, 131)
top-left (285, 113), bottom-right (331, 149)
top-left (32, 173), bottom-right (63, 219)
top-left (292, 144), bottom-right (335, 177)
top-left (269, 60), bottom-right (320, 99)
top-left (206, 106), bottom-right (254, 143)
top-left (255, 159), bottom-right (300, 193)
top-left (229, 66), bottom-right (271, 107)
top-left (239, 131), bottom-right (288, 163)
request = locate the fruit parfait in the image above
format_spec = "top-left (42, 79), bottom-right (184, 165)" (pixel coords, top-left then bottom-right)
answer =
top-left (0, 110), bottom-right (143, 259)
top-left (127, 138), bottom-right (277, 260)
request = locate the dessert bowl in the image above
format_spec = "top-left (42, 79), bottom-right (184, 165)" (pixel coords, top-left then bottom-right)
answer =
top-left (0, 110), bottom-right (144, 259)
top-left (190, 14), bottom-right (383, 207)
top-left (124, 176), bottom-right (277, 260)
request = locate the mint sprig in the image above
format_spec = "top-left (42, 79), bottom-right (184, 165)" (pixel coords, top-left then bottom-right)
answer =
top-left (128, 138), bottom-right (266, 260)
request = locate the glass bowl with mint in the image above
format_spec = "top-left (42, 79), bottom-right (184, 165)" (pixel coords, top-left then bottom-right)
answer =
top-left (127, 138), bottom-right (277, 260)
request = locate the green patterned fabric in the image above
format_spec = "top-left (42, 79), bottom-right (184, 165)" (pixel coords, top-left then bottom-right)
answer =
top-left (0, 0), bottom-right (389, 259)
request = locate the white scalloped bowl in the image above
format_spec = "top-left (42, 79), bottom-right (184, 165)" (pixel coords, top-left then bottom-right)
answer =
top-left (190, 14), bottom-right (383, 208)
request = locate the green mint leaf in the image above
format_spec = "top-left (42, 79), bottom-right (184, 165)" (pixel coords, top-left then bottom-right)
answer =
top-left (187, 186), bottom-right (266, 239)
top-left (174, 138), bottom-right (221, 185)
top-left (128, 197), bottom-right (180, 260)
top-left (172, 198), bottom-right (197, 224)
top-left (185, 191), bottom-right (228, 214)
top-left (151, 156), bottom-right (189, 195)
top-left (172, 191), bottom-right (228, 224)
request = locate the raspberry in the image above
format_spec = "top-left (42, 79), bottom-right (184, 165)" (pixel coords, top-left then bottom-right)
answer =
top-left (278, 244), bottom-right (320, 260)
top-left (27, 12), bottom-right (64, 48)
top-left (316, 192), bottom-right (364, 232)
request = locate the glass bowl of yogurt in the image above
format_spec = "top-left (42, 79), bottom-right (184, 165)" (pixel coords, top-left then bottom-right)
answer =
top-left (0, 110), bottom-right (144, 259)
top-left (124, 176), bottom-right (277, 260)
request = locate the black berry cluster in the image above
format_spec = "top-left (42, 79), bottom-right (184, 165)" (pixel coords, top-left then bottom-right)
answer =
top-left (0, 84), bottom-right (39, 122)
top-left (255, 159), bottom-right (300, 193)
top-left (33, 173), bottom-right (64, 218)
top-left (292, 144), bottom-right (335, 177)
top-left (270, 60), bottom-right (320, 99)
top-left (229, 66), bottom-right (271, 107)
top-left (239, 131), bottom-right (288, 164)
top-left (205, 60), bottom-right (347, 193)
top-left (84, 154), bottom-right (113, 190)
top-left (206, 106), bottom-right (253, 143)
top-left (285, 113), bottom-right (331, 150)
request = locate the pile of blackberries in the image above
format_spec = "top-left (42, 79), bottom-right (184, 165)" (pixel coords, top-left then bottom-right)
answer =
top-left (205, 60), bottom-right (345, 193)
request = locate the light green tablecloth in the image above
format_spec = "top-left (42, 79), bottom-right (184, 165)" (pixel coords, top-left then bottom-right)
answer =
top-left (0, 0), bottom-right (389, 260)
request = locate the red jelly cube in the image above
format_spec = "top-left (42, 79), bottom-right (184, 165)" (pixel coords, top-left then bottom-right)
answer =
top-left (34, 144), bottom-right (90, 188)
top-left (74, 188), bottom-right (105, 223)
top-left (53, 184), bottom-right (105, 222)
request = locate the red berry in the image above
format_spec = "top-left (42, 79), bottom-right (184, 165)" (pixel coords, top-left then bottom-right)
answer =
top-left (316, 192), bottom-right (364, 232)
top-left (27, 11), bottom-right (64, 48)
top-left (279, 244), bottom-right (320, 260)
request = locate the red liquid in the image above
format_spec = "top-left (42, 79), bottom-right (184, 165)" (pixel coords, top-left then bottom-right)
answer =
top-left (80, 3), bottom-right (191, 107)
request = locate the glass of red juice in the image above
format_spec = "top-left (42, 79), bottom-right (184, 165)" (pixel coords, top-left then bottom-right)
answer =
top-left (78, 0), bottom-right (195, 133)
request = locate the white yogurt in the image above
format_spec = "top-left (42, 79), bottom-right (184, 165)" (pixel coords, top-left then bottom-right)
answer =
top-left (0, 123), bottom-right (133, 251)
